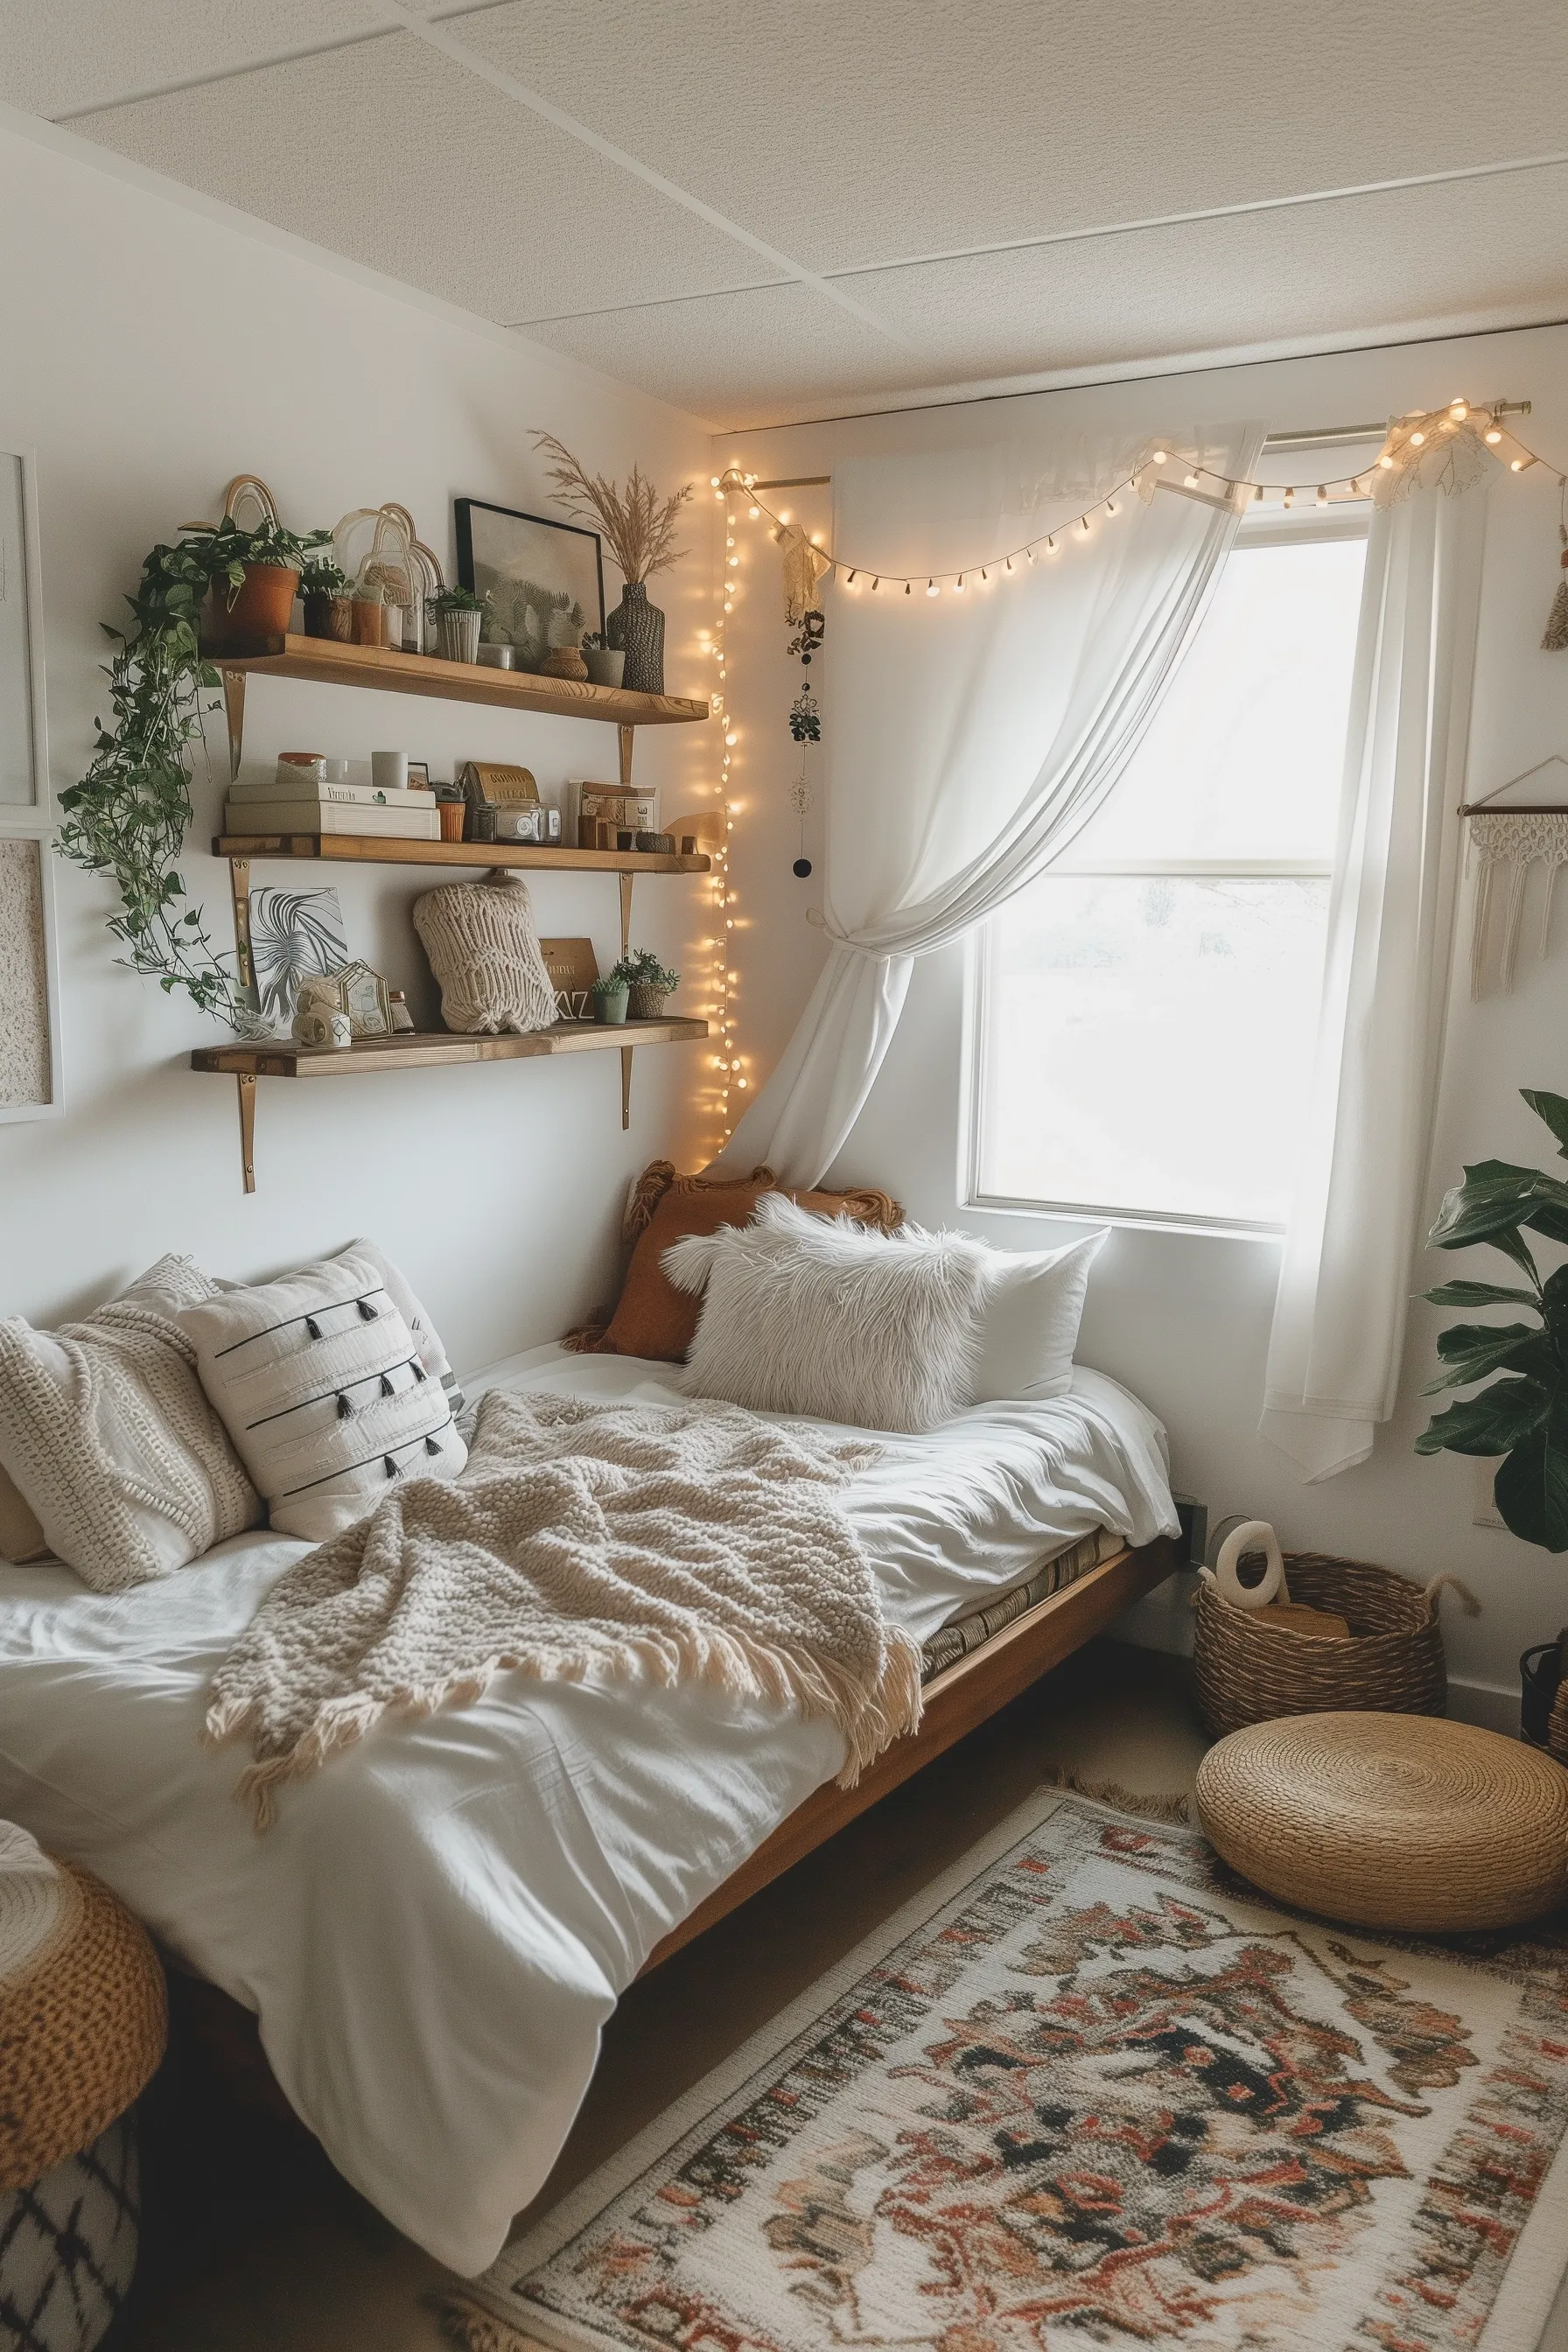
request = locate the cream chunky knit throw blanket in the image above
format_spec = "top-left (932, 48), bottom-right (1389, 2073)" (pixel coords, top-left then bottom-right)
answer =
top-left (206, 1390), bottom-right (921, 1828)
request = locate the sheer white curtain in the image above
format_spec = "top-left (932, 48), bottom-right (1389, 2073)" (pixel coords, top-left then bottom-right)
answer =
top-left (712, 421), bottom-right (1267, 1186)
top-left (1260, 464), bottom-right (1494, 1481)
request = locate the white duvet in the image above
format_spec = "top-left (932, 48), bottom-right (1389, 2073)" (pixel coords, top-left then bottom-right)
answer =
top-left (0, 1346), bottom-right (1176, 2274)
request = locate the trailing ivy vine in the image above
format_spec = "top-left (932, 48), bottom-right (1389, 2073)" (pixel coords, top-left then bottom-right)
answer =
top-left (58, 516), bottom-right (329, 1022)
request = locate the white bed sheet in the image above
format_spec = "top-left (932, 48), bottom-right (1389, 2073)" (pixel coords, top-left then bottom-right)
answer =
top-left (0, 1349), bottom-right (1175, 2275)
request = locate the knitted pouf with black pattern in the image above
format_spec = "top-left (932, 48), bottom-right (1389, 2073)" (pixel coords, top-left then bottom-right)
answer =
top-left (0, 2115), bottom-right (138, 2352)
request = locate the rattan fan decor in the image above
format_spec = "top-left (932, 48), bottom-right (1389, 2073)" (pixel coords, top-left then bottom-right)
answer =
top-left (1193, 1553), bottom-right (1477, 1738)
top-left (1196, 1711), bottom-right (1568, 1931)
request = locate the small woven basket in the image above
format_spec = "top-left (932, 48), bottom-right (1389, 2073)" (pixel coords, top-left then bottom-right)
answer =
top-left (1194, 1554), bottom-right (1476, 1739)
top-left (626, 984), bottom-right (668, 1020)
top-left (1550, 1673), bottom-right (1568, 1768)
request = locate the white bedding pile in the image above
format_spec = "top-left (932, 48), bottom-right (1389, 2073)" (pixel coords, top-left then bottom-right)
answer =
top-left (0, 1345), bottom-right (1177, 2275)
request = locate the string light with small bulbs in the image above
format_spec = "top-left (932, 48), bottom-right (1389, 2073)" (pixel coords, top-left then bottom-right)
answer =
top-left (712, 400), bottom-right (1563, 600)
top-left (706, 470), bottom-right (751, 1146)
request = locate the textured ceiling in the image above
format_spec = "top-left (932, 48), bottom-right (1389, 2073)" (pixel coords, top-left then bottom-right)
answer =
top-left (5, 0), bottom-right (1566, 424)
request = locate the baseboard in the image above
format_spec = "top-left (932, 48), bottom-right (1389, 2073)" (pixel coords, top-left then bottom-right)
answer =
top-left (1444, 1675), bottom-right (1522, 1736)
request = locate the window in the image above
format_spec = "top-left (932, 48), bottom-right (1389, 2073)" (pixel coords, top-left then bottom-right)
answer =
top-left (971, 505), bottom-right (1368, 1233)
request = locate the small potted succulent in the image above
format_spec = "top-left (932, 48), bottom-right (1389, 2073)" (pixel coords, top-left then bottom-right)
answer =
top-left (299, 557), bottom-right (354, 642)
top-left (592, 957), bottom-right (634, 1024)
top-left (626, 948), bottom-right (679, 1019)
top-left (189, 513), bottom-right (332, 652)
top-left (581, 631), bottom-right (626, 690)
top-left (430, 584), bottom-right (486, 663)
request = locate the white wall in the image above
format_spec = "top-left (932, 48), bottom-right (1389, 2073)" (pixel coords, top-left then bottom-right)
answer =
top-left (0, 118), bottom-right (721, 1371)
top-left (718, 323), bottom-right (1568, 1720)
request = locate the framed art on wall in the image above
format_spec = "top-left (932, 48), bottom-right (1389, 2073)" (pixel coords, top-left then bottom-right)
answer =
top-left (454, 498), bottom-right (605, 676)
top-left (0, 446), bottom-right (62, 1122)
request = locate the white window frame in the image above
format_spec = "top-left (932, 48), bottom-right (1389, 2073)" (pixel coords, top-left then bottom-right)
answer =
top-left (962, 496), bottom-right (1371, 1241)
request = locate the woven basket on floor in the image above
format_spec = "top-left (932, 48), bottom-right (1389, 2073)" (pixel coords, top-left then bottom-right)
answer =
top-left (1194, 1554), bottom-right (1475, 1738)
top-left (1550, 1673), bottom-right (1568, 1768)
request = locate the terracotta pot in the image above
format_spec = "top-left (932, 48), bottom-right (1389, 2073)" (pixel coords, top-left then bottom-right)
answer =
top-left (352, 598), bottom-right (387, 646)
top-left (204, 562), bottom-right (299, 653)
top-left (437, 801), bottom-right (466, 843)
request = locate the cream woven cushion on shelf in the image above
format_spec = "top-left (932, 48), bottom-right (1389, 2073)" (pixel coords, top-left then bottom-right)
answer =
top-left (1195, 1711), bottom-right (1568, 1933)
top-left (180, 1250), bottom-right (466, 1542)
top-left (0, 1256), bottom-right (261, 1589)
top-left (412, 870), bottom-right (556, 1035)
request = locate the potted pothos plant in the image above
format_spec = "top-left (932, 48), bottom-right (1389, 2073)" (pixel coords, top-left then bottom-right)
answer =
top-left (299, 556), bottom-right (354, 641)
top-left (59, 506), bottom-right (330, 1026)
top-left (1416, 1086), bottom-right (1568, 1739)
top-left (185, 512), bottom-right (332, 651)
top-left (626, 948), bottom-right (679, 1019)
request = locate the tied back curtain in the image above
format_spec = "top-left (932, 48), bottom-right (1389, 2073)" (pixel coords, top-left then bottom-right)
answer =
top-left (1260, 463), bottom-right (1494, 1482)
top-left (711, 421), bottom-right (1267, 1187)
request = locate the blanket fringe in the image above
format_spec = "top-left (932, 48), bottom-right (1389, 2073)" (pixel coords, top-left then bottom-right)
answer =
top-left (217, 1619), bottom-right (927, 1830)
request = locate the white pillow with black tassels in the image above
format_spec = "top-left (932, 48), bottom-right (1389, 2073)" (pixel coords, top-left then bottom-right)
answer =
top-left (180, 1250), bottom-right (467, 1540)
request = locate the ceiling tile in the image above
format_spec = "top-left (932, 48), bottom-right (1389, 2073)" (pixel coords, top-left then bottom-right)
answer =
top-left (521, 284), bottom-right (920, 427)
top-left (841, 164), bottom-right (1568, 386)
top-left (0, 0), bottom-right (396, 118)
top-left (444, 0), bottom-right (1568, 277)
top-left (67, 31), bottom-right (777, 321)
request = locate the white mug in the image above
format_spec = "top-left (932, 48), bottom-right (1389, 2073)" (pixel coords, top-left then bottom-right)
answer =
top-left (371, 750), bottom-right (409, 794)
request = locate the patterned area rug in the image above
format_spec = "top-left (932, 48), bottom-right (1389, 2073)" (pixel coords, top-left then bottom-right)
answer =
top-left (448, 1790), bottom-right (1568, 2352)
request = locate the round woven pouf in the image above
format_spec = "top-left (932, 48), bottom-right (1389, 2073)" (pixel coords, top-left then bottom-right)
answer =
top-left (1195, 1711), bottom-right (1568, 1933)
top-left (0, 1823), bottom-right (166, 2351)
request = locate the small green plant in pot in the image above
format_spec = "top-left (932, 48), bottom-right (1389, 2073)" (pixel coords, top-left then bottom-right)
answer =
top-left (625, 948), bottom-right (680, 1019)
top-left (429, 584), bottom-right (486, 664)
top-left (299, 556), bottom-right (354, 641)
top-left (1416, 1086), bottom-right (1568, 1744)
top-left (592, 961), bottom-right (634, 1025)
top-left (185, 513), bottom-right (332, 650)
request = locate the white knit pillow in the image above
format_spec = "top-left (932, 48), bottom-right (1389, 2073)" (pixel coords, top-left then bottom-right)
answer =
top-left (0, 1256), bottom-right (262, 1589)
top-left (180, 1251), bottom-right (467, 1542)
top-left (412, 871), bottom-right (556, 1035)
top-left (665, 1193), bottom-right (990, 1432)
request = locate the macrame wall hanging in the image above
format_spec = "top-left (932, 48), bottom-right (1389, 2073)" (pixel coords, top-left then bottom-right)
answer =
top-left (777, 523), bottom-right (830, 878)
top-left (1464, 758), bottom-right (1568, 998)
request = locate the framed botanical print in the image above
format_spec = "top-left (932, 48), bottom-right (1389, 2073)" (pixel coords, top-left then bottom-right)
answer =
top-left (0, 447), bottom-right (62, 1122)
top-left (455, 498), bottom-right (605, 676)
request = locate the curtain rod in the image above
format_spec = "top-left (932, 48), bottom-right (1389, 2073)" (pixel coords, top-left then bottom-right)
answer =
top-left (748, 427), bottom-right (1385, 491)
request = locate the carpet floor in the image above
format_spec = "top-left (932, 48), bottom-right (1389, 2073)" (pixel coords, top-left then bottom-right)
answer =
top-left (449, 1787), bottom-right (1568, 2352)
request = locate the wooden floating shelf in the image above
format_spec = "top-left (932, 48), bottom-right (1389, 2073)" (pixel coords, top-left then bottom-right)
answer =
top-left (214, 835), bottom-right (711, 874)
top-left (192, 1019), bottom-right (710, 1080)
top-left (202, 634), bottom-right (709, 727)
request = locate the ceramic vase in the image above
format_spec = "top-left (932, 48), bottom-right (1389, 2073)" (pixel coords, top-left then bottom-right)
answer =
top-left (584, 647), bottom-right (626, 688)
top-left (606, 582), bottom-right (663, 695)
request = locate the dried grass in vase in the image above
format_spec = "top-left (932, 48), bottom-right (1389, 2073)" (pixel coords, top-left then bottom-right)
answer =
top-left (529, 432), bottom-right (692, 584)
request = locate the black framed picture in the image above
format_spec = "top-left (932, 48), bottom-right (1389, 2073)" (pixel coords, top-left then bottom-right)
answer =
top-left (454, 499), bottom-right (606, 675)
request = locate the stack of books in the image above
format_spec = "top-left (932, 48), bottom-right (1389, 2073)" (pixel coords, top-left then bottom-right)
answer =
top-left (224, 762), bottom-right (440, 841)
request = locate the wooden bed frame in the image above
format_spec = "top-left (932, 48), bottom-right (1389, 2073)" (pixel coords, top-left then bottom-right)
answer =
top-left (640, 1530), bottom-right (1181, 1970)
top-left (181, 1531), bottom-right (1182, 2113)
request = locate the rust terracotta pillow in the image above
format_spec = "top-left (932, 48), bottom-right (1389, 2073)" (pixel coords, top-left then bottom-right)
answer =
top-left (570, 1162), bottom-right (904, 1363)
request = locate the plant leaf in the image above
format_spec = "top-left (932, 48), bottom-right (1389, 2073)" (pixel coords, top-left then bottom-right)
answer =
top-left (1523, 1088), bottom-right (1568, 1160)
top-left (1422, 1279), bottom-right (1539, 1307)
top-left (1415, 1377), bottom-right (1552, 1456)
top-left (1424, 1324), bottom-right (1555, 1392)
top-left (1494, 1389), bottom-right (1568, 1550)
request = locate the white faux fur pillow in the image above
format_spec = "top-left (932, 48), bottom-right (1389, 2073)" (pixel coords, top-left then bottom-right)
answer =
top-left (664, 1193), bottom-right (990, 1432)
top-left (181, 1250), bottom-right (466, 1541)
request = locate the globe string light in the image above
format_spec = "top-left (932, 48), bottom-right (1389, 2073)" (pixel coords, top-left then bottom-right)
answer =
top-left (714, 401), bottom-right (1561, 598)
top-left (708, 472), bottom-right (748, 1146)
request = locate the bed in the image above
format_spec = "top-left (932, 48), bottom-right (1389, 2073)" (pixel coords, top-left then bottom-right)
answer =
top-left (0, 1341), bottom-right (1180, 2276)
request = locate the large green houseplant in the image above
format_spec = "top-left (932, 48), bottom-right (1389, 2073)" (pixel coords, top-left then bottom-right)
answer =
top-left (1417, 1087), bottom-right (1568, 1550)
top-left (59, 514), bottom-right (328, 1021)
